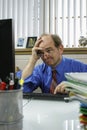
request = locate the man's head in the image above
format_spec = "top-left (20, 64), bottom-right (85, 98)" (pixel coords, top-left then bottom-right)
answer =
top-left (41, 34), bottom-right (62, 47)
top-left (38, 34), bottom-right (64, 68)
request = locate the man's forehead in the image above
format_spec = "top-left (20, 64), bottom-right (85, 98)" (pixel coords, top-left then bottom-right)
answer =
top-left (41, 35), bottom-right (52, 41)
top-left (39, 36), bottom-right (54, 46)
top-left (39, 41), bottom-right (54, 48)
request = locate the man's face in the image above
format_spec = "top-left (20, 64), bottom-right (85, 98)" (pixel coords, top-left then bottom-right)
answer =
top-left (38, 35), bottom-right (63, 67)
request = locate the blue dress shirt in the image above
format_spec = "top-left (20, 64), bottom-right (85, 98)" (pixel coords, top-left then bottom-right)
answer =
top-left (16, 56), bottom-right (87, 93)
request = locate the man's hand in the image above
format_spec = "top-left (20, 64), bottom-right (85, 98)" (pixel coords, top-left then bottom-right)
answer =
top-left (32, 37), bottom-right (43, 60)
top-left (54, 81), bottom-right (68, 94)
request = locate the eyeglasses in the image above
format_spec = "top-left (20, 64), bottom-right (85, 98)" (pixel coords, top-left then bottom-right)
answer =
top-left (37, 48), bottom-right (55, 57)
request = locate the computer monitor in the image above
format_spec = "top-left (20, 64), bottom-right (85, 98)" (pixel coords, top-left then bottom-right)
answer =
top-left (0, 19), bottom-right (15, 81)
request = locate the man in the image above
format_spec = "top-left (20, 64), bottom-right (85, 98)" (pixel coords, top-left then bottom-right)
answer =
top-left (18, 34), bottom-right (87, 93)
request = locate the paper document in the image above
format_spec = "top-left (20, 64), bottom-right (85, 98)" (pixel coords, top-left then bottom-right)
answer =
top-left (64, 73), bottom-right (87, 102)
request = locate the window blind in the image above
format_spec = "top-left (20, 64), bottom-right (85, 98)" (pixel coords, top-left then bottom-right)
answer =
top-left (0, 0), bottom-right (34, 48)
top-left (38, 0), bottom-right (87, 47)
top-left (0, 0), bottom-right (87, 48)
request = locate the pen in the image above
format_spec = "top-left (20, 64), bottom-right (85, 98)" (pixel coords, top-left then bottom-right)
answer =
top-left (9, 73), bottom-right (14, 90)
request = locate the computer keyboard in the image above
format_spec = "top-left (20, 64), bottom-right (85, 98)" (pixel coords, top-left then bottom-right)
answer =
top-left (23, 92), bottom-right (69, 101)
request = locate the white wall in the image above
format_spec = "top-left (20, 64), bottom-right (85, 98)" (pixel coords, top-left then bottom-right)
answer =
top-left (15, 54), bottom-right (87, 93)
top-left (15, 54), bottom-right (87, 70)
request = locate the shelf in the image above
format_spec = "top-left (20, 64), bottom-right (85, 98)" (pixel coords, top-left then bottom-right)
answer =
top-left (15, 48), bottom-right (87, 55)
top-left (15, 48), bottom-right (32, 55)
top-left (63, 48), bottom-right (87, 54)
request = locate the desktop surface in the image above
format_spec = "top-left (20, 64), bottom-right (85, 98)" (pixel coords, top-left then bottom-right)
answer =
top-left (23, 98), bottom-right (80, 130)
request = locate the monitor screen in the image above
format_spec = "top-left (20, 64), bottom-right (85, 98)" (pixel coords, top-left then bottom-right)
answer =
top-left (0, 19), bottom-right (15, 81)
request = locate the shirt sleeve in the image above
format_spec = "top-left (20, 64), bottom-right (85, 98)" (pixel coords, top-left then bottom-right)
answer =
top-left (23, 65), bottom-right (43, 93)
top-left (71, 60), bottom-right (87, 72)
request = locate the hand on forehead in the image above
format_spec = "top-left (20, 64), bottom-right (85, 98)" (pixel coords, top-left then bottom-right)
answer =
top-left (35, 37), bottom-right (43, 47)
top-left (34, 35), bottom-right (53, 52)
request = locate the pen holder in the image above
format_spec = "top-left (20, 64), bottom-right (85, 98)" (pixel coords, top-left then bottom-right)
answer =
top-left (0, 89), bottom-right (23, 130)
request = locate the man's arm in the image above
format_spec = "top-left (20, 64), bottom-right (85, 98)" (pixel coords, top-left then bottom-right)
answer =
top-left (21, 37), bottom-right (43, 80)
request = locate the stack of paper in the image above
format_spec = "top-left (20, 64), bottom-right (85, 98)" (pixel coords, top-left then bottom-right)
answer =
top-left (65, 72), bottom-right (87, 86)
top-left (64, 72), bottom-right (87, 101)
top-left (64, 72), bottom-right (87, 127)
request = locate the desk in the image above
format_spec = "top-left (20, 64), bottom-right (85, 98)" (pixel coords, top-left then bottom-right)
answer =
top-left (23, 99), bottom-right (80, 130)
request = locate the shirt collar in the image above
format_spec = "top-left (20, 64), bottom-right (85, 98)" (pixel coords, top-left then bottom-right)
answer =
top-left (54, 56), bottom-right (65, 75)
top-left (42, 56), bottom-right (65, 75)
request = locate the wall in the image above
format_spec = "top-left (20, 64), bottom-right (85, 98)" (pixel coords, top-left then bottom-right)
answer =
top-left (15, 54), bottom-right (87, 70)
top-left (15, 54), bottom-right (87, 93)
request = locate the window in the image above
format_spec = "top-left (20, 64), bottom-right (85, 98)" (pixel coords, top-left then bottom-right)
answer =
top-left (0, 0), bottom-right (87, 48)
top-left (37, 0), bottom-right (87, 48)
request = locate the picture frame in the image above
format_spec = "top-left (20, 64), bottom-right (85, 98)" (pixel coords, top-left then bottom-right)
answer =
top-left (26, 37), bottom-right (37, 48)
top-left (17, 37), bottom-right (27, 48)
